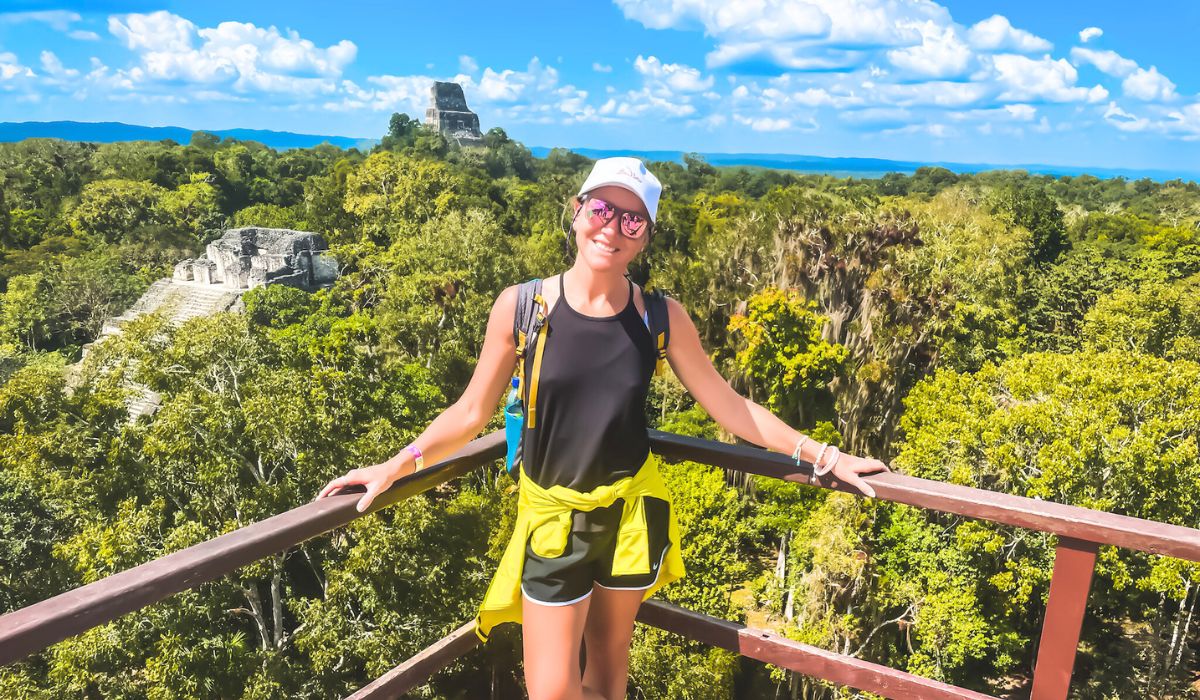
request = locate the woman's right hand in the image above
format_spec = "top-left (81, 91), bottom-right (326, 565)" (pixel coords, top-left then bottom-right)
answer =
top-left (314, 459), bottom-right (409, 513)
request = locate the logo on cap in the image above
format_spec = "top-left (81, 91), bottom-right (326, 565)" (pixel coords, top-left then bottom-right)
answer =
top-left (616, 165), bottom-right (643, 183)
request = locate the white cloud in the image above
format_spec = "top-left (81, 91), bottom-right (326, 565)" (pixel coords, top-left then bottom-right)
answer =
top-left (459, 55), bottom-right (478, 74)
top-left (949, 103), bottom-right (1037, 122)
top-left (1164, 103), bottom-right (1200, 138)
top-left (967, 15), bottom-right (1052, 53)
top-left (592, 62), bottom-right (612, 73)
top-left (1104, 101), bottom-right (1150, 132)
top-left (109, 11), bottom-right (195, 53)
top-left (734, 114), bottom-right (792, 132)
top-left (607, 0), bottom-right (1123, 136)
top-left (992, 54), bottom-right (1107, 103)
top-left (68, 30), bottom-right (101, 41)
top-left (580, 54), bottom-right (716, 122)
top-left (0, 51), bottom-right (35, 82)
top-left (704, 41), bottom-right (864, 71)
top-left (199, 22), bottom-right (356, 77)
top-left (327, 74), bottom-right (432, 113)
top-left (733, 75), bottom-right (866, 111)
top-left (0, 10), bottom-right (81, 31)
top-left (1122, 66), bottom-right (1176, 102)
top-left (611, 86), bottom-right (696, 118)
top-left (1079, 27), bottom-right (1102, 43)
top-left (886, 20), bottom-right (972, 78)
top-left (871, 80), bottom-right (991, 108)
top-left (39, 51), bottom-right (79, 79)
top-left (633, 55), bottom-right (713, 92)
top-left (788, 87), bottom-right (836, 106)
top-left (1070, 47), bottom-right (1137, 77)
top-left (104, 12), bottom-right (357, 98)
top-left (1070, 48), bottom-right (1176, 102)
top-left (615, 0), bottom-right (952, 73)
top-left (880, 121), bottom-right (956, 138)
top-left (478, 57), bottom-right (558, 102)
top-left (1004, 103), bottom-right (1037, 120)
top-left (1081, 100), bottom-right (1200, 139)
top-left (80, 57), bottom-right (135, 92)
top-left (616, 0), bottom-right (829, 40)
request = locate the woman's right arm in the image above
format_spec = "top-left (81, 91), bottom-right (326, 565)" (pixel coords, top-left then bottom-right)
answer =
top-left (315, 285), bottom-right (519, 511)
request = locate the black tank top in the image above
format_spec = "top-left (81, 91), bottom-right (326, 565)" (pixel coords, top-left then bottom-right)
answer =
top-left (522, 275), bottom-right (658, 491)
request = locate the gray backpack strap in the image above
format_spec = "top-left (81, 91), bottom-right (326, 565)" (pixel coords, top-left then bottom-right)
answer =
top-left (513, 278), bottom-right (543, 359)
top-left (644, 287), bottom-right (670, 374)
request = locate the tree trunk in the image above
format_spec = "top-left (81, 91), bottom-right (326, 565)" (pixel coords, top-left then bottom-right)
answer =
top-left (271, 554), bottom-right (286, 650)
top-left (1171, 579), bottom-right (1197, 670)
top-left (241, 582), bottom-right (271, 651)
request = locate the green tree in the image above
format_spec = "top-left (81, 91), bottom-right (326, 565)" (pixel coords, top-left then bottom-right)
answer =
top-left (161, 173), bottom-right (225, 241)
top-left (887, 350), bottom-right (1200, 694)
top-left (992, 184), bottom-right (1067, 265)
top-left (69, 179), bottom-right (168, 244)
top-left (1081, 279), bottom-right (1200, 362)
top-left (342, 151), bottom-right (463, 244)
top-left (371, 208), bottom-right (521, 393)
top-left (728, 285), bottom-right (847, 428)
top-left (380, 112), bottom-right (421, 151)
top-left (901, 188), bottom-right (1032, 372)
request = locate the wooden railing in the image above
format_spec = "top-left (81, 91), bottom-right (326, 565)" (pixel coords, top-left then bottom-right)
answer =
top-left (3, 429), bottom-right (1199, 699)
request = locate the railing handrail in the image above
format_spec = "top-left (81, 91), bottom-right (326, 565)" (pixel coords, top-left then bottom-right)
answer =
top-left (0, 431), bottom-right (506, 667)
top-left (649, 430), bottom-right (1200, 561)
top-left (3, 427), bottom-right (1199, 689)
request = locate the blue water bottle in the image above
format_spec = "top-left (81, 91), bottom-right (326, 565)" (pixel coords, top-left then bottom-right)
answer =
top-left (504, 376), bottom-right (522, 475)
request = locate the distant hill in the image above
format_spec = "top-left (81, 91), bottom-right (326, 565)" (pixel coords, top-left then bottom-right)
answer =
top-left (0, 121), bottom-right (378, 151)
top-left (3, 120), bottom-right (1194, 182)
top-left (529, 146), bottom-right (1200, 183)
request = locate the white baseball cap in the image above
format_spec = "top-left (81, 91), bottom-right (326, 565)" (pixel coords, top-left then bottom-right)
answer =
top-left (577, 157), bottom-right (663, 221)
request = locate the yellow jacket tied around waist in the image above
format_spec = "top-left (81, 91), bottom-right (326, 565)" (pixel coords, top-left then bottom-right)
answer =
top-left (474, 455), bottom-right (686, 642)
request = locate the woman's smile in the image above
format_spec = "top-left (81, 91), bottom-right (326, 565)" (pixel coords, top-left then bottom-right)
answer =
top-left (592, 239), bottom-right (619, 254)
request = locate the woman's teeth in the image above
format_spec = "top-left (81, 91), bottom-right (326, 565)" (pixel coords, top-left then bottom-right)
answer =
top-left (593, 240), bottom-right (617, 253)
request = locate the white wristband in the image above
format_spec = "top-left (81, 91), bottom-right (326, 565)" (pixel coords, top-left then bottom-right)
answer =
top-left (791, 436), bottom-right (809, 463)
top-left (813, 443), bottom-right (830, 472)
top-left (814, 445), bottom-right (841, 476)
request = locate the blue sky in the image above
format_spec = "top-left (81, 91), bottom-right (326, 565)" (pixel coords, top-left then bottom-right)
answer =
top-left (1, 0), bottom-right (1198, 172)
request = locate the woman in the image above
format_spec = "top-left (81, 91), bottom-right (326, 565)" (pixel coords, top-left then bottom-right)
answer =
top-left (316, 157), bottom-right (888, 700)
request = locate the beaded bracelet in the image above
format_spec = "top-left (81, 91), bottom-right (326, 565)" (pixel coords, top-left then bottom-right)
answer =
top-left (403, 445), bottom-right (424, 472)
top-left (813, 443), bottom-right (830, 470)
top-left (791, 436), bottom-right (810, 464)
top-left (814, 445), bottom-right (841, 476)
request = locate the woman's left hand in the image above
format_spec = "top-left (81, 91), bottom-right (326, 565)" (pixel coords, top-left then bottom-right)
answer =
top-left (830, 453), bottom-right (890, 499)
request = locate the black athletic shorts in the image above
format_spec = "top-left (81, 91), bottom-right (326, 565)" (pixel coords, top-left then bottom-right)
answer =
top-left (521, 497), bottom-right (673, 606)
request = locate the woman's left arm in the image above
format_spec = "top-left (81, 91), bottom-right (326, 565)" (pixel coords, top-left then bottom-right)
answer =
top-left (663, 297), bottom-right (889, 497)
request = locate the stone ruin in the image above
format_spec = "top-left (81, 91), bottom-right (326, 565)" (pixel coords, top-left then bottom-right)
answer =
top-left (80, 227), bottom-right (338, 420)
top-left (173, 227), bottom-right (337, 291)
top-left (425, 81), bottom-right (483, 145)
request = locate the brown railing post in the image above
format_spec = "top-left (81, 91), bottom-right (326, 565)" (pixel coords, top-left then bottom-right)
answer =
top-left (637, 600), bottom-right (999, 700)
top-left (344, 620), bottom-right (479, 699)
top-left (1030, 537), bottom-right (1099, 700)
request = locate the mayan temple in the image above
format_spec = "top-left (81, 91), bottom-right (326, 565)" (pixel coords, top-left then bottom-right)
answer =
top-left (424, 81), bottom-right (483, 145)
top-left (79, 227), bottom-right (338, 418)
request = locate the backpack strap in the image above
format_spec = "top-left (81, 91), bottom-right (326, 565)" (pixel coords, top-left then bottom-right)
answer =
top-left (513, 279), bottom-right (542, 363)
top-left (644, 287), bottom-right (670, 375)
top-left (512, 279), bottom-right (549, 428)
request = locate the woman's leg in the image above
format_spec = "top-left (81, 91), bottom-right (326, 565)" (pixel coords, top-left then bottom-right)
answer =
top-left (581, 583), bottom-right (645, 700)
top-left (522, 590), bottom-right (595, 700)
